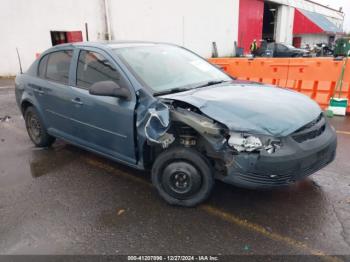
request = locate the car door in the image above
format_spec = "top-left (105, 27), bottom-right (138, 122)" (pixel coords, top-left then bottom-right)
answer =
top-left (30, 49), bottom-right (76, 137)
top-left (69, 48), bottom-right (137, 165)
top-left (266, 43), bottom-right (274, 57)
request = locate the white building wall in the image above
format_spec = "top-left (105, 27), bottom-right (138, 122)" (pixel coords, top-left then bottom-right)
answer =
top-left (0, 0), bottom-right (343, 76)
top-left (275, 5), bottom-right (295, 44)
top-left (0, 0), bottom-right (106, 76)
top-left (106, 0), bottom-right (239, 59)
top-left (0, 0), bottom-right (239, 76)
top-left (294, 34), bottom-right (329, 48)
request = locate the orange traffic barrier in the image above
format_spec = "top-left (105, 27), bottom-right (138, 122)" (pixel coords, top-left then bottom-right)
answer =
top-left (209, 57), bottom-right (350, 113)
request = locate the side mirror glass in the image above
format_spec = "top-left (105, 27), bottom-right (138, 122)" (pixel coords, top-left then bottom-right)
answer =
top-left (89, 81), bottom-right (131, 100)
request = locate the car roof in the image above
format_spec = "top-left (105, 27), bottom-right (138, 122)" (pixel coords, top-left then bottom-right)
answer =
top-left (48, 41), bottom-right (172, 51)
top-left (41, 41), bottom-right (179, 57)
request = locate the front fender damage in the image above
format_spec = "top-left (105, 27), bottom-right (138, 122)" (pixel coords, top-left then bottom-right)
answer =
top-left (143, 103), bottom-right (175, 149)
top-left (139, 100), bottom-right (230, 148)
top-left (137, 98), bottom-right (238, 173)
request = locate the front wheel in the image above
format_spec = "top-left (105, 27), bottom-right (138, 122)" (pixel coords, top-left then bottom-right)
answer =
top-left (24, 106), bottom-right (55, 147)
top-left (152, 147), bottom-right (214, 207)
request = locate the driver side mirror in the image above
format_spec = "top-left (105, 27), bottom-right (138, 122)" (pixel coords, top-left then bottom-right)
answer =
top-left (89, 81), bottom-right (132, 101)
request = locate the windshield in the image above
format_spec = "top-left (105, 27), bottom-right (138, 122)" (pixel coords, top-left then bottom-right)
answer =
top-left (113, 45), bottom-right (231, 94)
top-left (284, 44), bottom-right (296, 49)
top-left (267, 43), bottom-right (274, 50)
top-left (267, 43), bottom-right (296, 50)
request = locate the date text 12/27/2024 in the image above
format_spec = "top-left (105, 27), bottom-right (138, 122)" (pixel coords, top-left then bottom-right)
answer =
top-left (127, 256), bottom-right (219, 261)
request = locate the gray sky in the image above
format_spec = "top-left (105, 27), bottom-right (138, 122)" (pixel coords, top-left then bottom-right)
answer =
top-left (318, 0), bottom-right (350, 32)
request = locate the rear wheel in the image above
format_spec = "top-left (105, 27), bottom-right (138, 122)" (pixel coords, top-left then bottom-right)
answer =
top-left (152, 147), bottom-right (214, 207)
top-left (24, 106), bottom-right (55, 147)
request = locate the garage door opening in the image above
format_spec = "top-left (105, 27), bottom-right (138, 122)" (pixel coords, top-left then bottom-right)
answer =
top-left (262, 2), bottom-right (279, 42)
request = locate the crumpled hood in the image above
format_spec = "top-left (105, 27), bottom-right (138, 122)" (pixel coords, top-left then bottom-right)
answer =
top-left (162, 82), bottom-right (322, 137)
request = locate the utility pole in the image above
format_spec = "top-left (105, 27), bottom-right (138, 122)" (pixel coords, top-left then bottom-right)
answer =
top-left (103, 0), bottom-right (112, 40)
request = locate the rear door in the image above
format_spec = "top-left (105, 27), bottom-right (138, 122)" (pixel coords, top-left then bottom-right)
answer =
top-left (69, 47), bottom-right (137, 164)
top-left (31, 49), bottom-right (75, 137)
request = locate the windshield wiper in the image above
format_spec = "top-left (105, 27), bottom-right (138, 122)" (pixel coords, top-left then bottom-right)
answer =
top-left (154, 80), bottom-right (230, 96)
top-left (193, 80), bottom-right (229, 89)
top-left (154, 87), bottom-right (191, 96)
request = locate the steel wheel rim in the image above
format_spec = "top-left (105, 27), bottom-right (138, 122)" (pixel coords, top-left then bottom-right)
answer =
top-left (27, 112), bottom-right (42, 143)
top-left (162, 162), bottom-right (202, 199)
top-left (169, 171), bottom-right (192, 194)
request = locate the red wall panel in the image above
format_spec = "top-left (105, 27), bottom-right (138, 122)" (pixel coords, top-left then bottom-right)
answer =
top-left (293, 9), bottom-right (323, 35)
top-left (238, 0), bottom-right (264, 54)
top-left (293, 37), bottom-right (302, 48)
top-left (66, 31), bottom-right (83, 43)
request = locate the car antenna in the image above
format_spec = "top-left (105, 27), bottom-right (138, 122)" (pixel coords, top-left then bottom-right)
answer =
top-left (16, 47), bottom-right (23, 74)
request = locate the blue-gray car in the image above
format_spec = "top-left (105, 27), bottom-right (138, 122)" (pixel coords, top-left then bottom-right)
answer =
top-left (15, 42), bottom-right (337, 206)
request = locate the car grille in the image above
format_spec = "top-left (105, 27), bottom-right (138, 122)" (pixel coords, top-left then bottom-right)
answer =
top-left (292, 114), bottom-right (326, 143)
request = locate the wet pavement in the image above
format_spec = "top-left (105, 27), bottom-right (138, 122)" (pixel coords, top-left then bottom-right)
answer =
top-left (0, 79), bottom-right (350, 257)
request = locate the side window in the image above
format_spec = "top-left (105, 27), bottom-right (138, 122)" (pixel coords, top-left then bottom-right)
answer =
top-left (38, 55), bottom-right (48, 78)
top-left (76, 50), bottom-right (120, 89)
top-left (267, 43), bottom-right (274, 51)
top-left (277, 44), bottom-right (288, 52)
top-left (45, 50), bottom-right (73, 85)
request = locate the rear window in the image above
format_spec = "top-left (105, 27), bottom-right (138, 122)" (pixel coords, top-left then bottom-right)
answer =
top-left (276, 44), bottom-right (288, 52)
top-left (38, 50), bottom-right (73, 85)
top-left (38, 55), bottom-right (48, 78)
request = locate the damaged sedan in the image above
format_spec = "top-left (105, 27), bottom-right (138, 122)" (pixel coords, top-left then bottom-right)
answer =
top-left (15, 42), bottom-right (337, 207)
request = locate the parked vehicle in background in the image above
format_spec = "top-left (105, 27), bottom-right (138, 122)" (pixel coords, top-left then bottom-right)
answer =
top-left (310, 43), bottom-right (334, 57)
top-left (15, 42), bottom-right (337, 207)
top-left (334, 37), bottom-right (350, 57)
top-left (256, 43), bottom-right (310, 57)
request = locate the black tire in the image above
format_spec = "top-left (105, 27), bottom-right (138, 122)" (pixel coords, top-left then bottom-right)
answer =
top-left (152, 147), bottom-right (214, 207)
top-left (24, 106), bottom-right (55, 147)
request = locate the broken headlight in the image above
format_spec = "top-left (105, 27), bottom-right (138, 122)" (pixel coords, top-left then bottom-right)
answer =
top-left (264, 139), bottom-right (282, 154)
top-left (228, 133), bottom-right (262, 152)
top-left (228, 133), bottom-right (281, 154)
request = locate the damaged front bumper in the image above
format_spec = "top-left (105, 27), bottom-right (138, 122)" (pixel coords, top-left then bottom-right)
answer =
top-left (219, 122), bottom-right (337, 189)
top-left (139, 96), bottom-right (337, 189)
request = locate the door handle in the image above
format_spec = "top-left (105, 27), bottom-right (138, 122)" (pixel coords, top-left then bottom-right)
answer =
top-left (34, 89), bottom-right (45, 95)
top-left (71, 98), bottom-right (83, 105)
top-left (29, 84), bottom-right (45, 95)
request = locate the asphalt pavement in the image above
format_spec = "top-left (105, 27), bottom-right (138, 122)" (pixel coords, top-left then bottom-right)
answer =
top-left (0, 79), bottom-right (350, 259)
